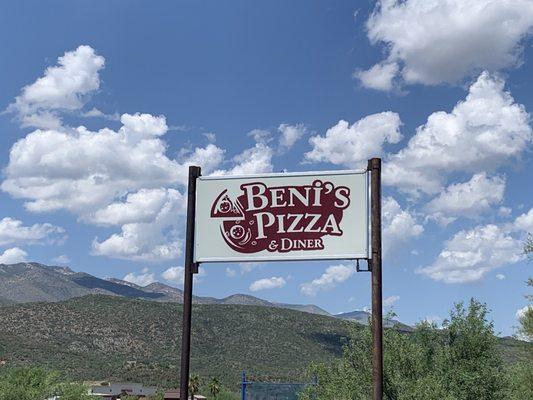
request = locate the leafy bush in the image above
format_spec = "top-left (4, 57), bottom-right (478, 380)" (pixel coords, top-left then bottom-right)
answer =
top-left (0, 367), bottom-right (92, 400)
top-left (299, 299), bottom-right (519, 400)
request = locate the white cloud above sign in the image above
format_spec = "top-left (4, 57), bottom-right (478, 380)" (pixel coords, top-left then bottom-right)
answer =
top-left (7, 45), bottom-right (105, 128)
top-left (425, 173), bottom-right (506, 225)
top-left (383, 72), bottom-right (532, 196)
top-left (382, 197), bottom-right (423, 256)
top-left (418, 209), bottom-right (533, 284)
top-left (304, 112), bottom-right (402, 169)
top-left (359, 0), bottom-right (533, 89)
top-left (417, 224), bottom-right (523, 284)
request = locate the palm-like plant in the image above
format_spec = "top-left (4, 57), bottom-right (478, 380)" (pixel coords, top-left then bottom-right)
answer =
top-left (209, 377), bottom-right (221, 399)
top-left (188, 374), bottom-right (200, 399)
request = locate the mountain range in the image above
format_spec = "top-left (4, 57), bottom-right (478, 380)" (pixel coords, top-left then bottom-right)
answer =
top-left (0, 294), bottom-right (527, 388)
top-left (0, 295), bottom-right (355, 386)
top-left (0, 263), bottom-right (528, 387)
top-left (0, 262), bottom-right (395, 326)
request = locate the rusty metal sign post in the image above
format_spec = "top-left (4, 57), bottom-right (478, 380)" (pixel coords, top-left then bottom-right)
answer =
top-left (180, 165), bottom-right (201, 400)
top-left (369, 158), bottom-right (383, 400)
top-left (179, 159), bottom-right (383, 400)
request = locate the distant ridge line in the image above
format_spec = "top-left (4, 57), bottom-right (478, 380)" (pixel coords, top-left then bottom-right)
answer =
top-left (0, 262), bottom-right (409, 328)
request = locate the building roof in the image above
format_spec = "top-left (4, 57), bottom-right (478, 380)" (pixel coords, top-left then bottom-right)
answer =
top-left (163, 391), bottom-right (207, 399)
top-left (90, 382), bottom-right (157, 396)
top-left (164, 391), bottom-right (179, 399)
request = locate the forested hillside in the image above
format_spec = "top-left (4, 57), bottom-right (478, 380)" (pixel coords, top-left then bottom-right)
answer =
top-left (0, 295), bottom-right (529, 390)
top-left (0, 295), bottom-right (352, 387)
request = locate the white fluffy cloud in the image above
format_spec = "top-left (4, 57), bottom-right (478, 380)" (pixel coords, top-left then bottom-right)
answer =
top-left (1, 45), bottom-right (233, 263)
top-left (384, 73), bottom-right (532, 195)
top-left (52, 254), bottom-right (70, 264)
top-left (383, 295), bottom-right (400, 308)
top-left (0, 247), bottom-right (28, 264)
top-left (360, 0), bottom-right (533, 88)
top-left (91, 189), bottom-right (185, 262)
top-left (249, 276), bottom-right (287, 291)
top-left (87, 188), bottom-right (185, 226)
top-left (514, 208), bottom-right (533, 233)
top-left (1, 114), bottom-right (183, 214)
top-left (2, 110), bottom-right (222, 262)
top-left (304, 112), bottom-right (402, 168)
top-left (93, 230), bottom-right (181, 262)
top-left (0, 217), bottom-right (64, 246)
top-left (425, 173), bottom-right (505, 225)
top-left (230, 143), bottom-right (273, 175)
top-left (418, 224), bottom-right (524, 284)
top-left (383, 197), bottom-right (424, 255)
top-left (213, 142), bottom-right (273, 176)
top-left (123, 267), bottom-right (156, 287)
top-left (178, 143), bottom-right (226, 181)
top-left (3, 120), bottom-right (233, 262)
top-left (8, 45), bottom-right (105, 128)
top-left (300, 264), bottom-right (355, 296)
top-left (354, 62), bottom-right (399, 91)
top-left (120, 112), bottom-right (168, 141)
top-left (419, 208), bottom-right (533, 284)
top-left (162, 266), bottom-right (184, 284)
top-left (162, 265), bottom-right (207, 285)
top-left (278, 123), bottom-right (306, 150)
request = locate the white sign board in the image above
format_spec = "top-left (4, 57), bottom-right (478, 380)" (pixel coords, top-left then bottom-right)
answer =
top-left (194, 170), bottom-right (369, 263)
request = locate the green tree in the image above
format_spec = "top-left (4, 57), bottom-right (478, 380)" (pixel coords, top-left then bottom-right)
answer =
top-left (299, 299), bottom-right (506, 400)
top-left (516, 232), bottom-right (533, 341)
top-left (55, 382), bottom-right (93, 400)
top-left (0, 367), bottom-right (93, 400)
top-left (505, 361), bottom-right (533, 400)
top-left (440, 300), bottom-right (506, 399)
top-left (216, 389), bottom-right (239, 400)
top-left (189, 374), bottom-right (200, 399)
top-left (209, 377), bottom-right (221, 399)
top-left (0, 367), bottom-right (57, 400)
top-left (148, 390), bottom-right (165, 400)
top-left (525, 233), bottom-right (533, 259)
top-left (521, 234), bottom-right (533, 340)
top-left (506, 263), bottom-right (533, 400)
top-left (516, 278), bottom-right (533, 341)
top-left (299, 317), bottom-right (450, 400)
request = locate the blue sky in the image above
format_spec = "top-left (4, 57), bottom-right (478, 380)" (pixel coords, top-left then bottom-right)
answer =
top-left (0, 0), bottom-right (532, 335)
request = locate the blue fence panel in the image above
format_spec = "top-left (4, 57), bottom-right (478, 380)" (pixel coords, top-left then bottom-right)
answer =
top-left (241, 372), bottom-right (316, 400)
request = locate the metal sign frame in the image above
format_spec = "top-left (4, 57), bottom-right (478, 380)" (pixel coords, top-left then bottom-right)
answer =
top-left (179, 158), bottom-right (383, 400)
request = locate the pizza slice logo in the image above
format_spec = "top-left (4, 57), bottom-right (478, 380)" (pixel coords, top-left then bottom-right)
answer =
top-left (210, 180), bottom-right (350, 254)
top-left (211, 190), bottom-right (245, 220)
